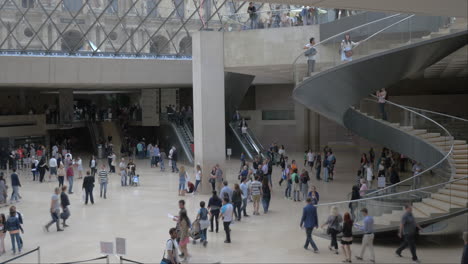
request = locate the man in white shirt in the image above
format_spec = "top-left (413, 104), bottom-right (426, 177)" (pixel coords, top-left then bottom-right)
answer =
top-left (307, 150), bottom-right (315, 170)
top-left (220, 197), bottom-right (234, 243)
top-left (49, 156), bottom-right (58, 181)
top-left (164, 228), bottom-right (179, 264)
top-left (304, 37), bottom-right (317, 76)
top-left (119, 158), bottom-right (127, 186)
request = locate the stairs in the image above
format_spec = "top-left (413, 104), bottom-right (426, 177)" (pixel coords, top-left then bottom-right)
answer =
top-left (293, 15), bottom-right (468, 235)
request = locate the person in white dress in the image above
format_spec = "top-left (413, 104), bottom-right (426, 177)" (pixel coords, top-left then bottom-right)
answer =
top-left (341, 33), bottom-right (359, 62)
top-left (76, 157), bottom-right (83, 179)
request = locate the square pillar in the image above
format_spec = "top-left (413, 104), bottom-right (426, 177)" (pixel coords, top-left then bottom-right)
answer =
top-left (59, 90), bottom-right (74, 125)
top-left (192, 31), bottom-right (226, 194)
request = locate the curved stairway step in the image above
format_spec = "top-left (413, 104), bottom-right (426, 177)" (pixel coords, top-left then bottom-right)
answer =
top-left (422, 198), bottom-right (463, 212)
top-left (432, 193), bottom-right (468, 207)
top-left (440, 188), bottom-right (468, 198)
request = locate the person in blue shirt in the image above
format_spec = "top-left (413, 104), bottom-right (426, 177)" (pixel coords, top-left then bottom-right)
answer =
top-left (220, 197), bottom-right (233, 243)
top-left (300, 197), bottom-right (319, 252)
top-left (355, 208), bottom-right (375, 262)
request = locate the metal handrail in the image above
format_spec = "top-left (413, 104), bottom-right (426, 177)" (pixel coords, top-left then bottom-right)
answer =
top-left (292, 12), bottom-right (404, 82)
top-left (316, 175), bottom-right (467, 207)
top-left (405, 106), bottom-right (468, 122)
top-left (359, 96), bottom-right (454, 197)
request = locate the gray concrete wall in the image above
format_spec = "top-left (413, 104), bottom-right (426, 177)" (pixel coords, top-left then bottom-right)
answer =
top-left (0, 56), bottom-right (192, 88)
top-left (224, 25), bottom-right (320, 68)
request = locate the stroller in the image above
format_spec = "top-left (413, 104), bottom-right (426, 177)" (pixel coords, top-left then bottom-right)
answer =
top-left (190, 219), bottom-right (201, 244)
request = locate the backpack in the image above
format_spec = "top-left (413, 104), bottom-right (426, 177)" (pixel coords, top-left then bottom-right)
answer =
top-left (294, 174), bottom-right (299, 183)
top-left (199, 208), bottom-right (208, 221)
top-left (304, 47), bottom-right (317, 57)
top-left (301, 174), bottom-right (309, 184)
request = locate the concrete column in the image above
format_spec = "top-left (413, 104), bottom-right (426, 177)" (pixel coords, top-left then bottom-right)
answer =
top-left (295, 102), bottom-right (309, 152)
top-left (59, 90), bottom-right (74, 125)
top-left (192, 31), bottom-right (225, 194)
top-left (308, 111), bottom-right (321, 152)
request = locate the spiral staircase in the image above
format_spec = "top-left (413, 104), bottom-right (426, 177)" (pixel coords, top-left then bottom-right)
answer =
top-left (291, 13), bottom-right (468, 235)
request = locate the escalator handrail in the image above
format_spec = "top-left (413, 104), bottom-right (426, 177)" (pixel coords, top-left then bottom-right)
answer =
top-left (229, 122), bottom-right (255, 160)
top-left (316, 175), bottom-right (467, 207)
top-left (292, 12), bottom-right (404, 82)
top-left (362, 96), bottom-right (454, 197)
top-left (246, 126), bottom-right (266, 152)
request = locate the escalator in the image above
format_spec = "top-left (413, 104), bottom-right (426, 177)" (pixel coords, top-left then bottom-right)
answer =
top-left (291, 14), bottom-right (468, 236)
top-left (86, 121), bottom-right (103, 155)
top-left (228, 121), bottom-right (266, 160)
top-left (100, 121), bottom-right (123, 155)
top-left (160, 114), bottom-right (194, 164)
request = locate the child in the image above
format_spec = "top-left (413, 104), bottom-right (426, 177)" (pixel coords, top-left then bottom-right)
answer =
top-left (197, 201), bottom-right (209, 247)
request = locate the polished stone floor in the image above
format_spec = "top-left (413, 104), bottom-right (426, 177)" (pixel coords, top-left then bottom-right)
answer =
top-left (0, 146), bottom-right (463, 263)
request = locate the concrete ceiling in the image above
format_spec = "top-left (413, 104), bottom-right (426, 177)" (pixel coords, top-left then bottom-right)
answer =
top-left (242, 0), bottom-right (468, 18)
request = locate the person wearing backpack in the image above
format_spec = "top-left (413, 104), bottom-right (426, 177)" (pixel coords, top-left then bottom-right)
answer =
top-left (304, 37), bottom-right (317, 76)
top-left (196, 201), bottom-right (209, 247)
top-left (5, 207), bottom-right (23, 254)
top-left (291, 168), bottom-right (301, 202)
top-left (161, 228), bottom-right (179, 264)
top-left (300, 169), bottom-right (310, 201)
top-left (321, 206), bottom-right (343, 255)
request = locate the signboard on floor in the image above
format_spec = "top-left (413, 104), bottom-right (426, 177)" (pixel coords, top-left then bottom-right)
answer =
top-left (100, 242), bottom-right (114, 255)
top-left (116, 237), bottom-right (126, 255)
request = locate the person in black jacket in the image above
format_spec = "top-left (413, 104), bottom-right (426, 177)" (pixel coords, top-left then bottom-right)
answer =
top-left (389, 166), bottom-right (400, 193)
top-left (208, 191), bottom-right (222, 233)
top-left (349, 185), bottom-right (360, 220)
top-left (60, 186), bottom-right (71, 227)
top-left (82, 171), bottom-right (95, 205)
top-left (10, 169), bottom-right (21, 203)
top-left (38, 157), bottom-right (48, 183)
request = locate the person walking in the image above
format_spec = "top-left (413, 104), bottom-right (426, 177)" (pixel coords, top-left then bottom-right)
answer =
top-left (169, 147), bottom-right (179, 173)
top-left (178, 209), bottom-right (191, 261)
top-left (304, 37), bottom-right (317, 76)
top-left (38, 157), bottom-right (47, 183)
top-left (355, 208), bottom-right (375, 262)
top-left (178, 166), bottom-right (188, 196)
top-left (0, 174), bottom-right (6, 205)
top-left (119, 158), bottom-right (127, 187)
top-left (10, 169), bottom-right (21, 204)
top-left (162, 228), bottom-right (179, 264)
top-left (462, 231), bottom-right (468, 264)
top-left (220, 181), bottom-right (233, 202)
top-left (76, 157), bottom-right (84, 179)
top-left (89, 155), bottom-right (98, 177)
top-left (194, 164), bottom-right (202, 194)
top-left (98, 165), bottom-right (108, 199)
top-left (396, 205), bottom-right (422, 263)
top-left (232, 184), bottom-right (242, 221)
top-left (220, 197), bottom-right (233, 243)
top-left (315, 153), bottom-right (322, 180)
top-left (66, 165), bottom-right (74, 194)
top-left (250, 176), bottom-right (262, 215)
top-left (300, 169), bottom-right (310, 201)
top-left (60, 186), bottom-right (71, 227)
top-left (322, 206), bottom-right (343, 254)
top-left (261, 177), bottom-right (272, 214)
top-left (215, 164), bottom-right (223, 193)
top-left (291, 169), bottom-right (301, 202)
top-left (240, 177), bottom-right (249, 218)
top-left (49, 156), bottom-right (58, 182)
top-left (57, 163), bottom-right (65, 188)
top-left (300, 197), bottom-right (319, 252)
top-left (82, 171), bottom-right (95, 205)
top-left (349, 185), bottom-right (360, 220)
top-left (44, 187), bottom-right (64, 232)
top-left (341, 212), bottom-right (354, 262)
top-left (0, 213), bottom-right (6, 256)
top-left (196, 201), bottom-right (209, 247)
top-left (5, 208), bottom-right (24, 254)
top-left (208, 191), bottom-right (222, 233)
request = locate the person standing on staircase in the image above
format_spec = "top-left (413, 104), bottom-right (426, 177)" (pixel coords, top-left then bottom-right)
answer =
top-left (396, 205), bottom-right (422, 263)
top-left (304, 37), bottom-right (317, 76)
top-left (377, 88), bottom-right (388, 121)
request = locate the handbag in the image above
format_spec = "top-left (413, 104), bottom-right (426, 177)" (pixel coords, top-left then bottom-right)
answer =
top-left (326, 216), bottom-right (342, 234)
top-left (345, 50), bottom-right (353, 58)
